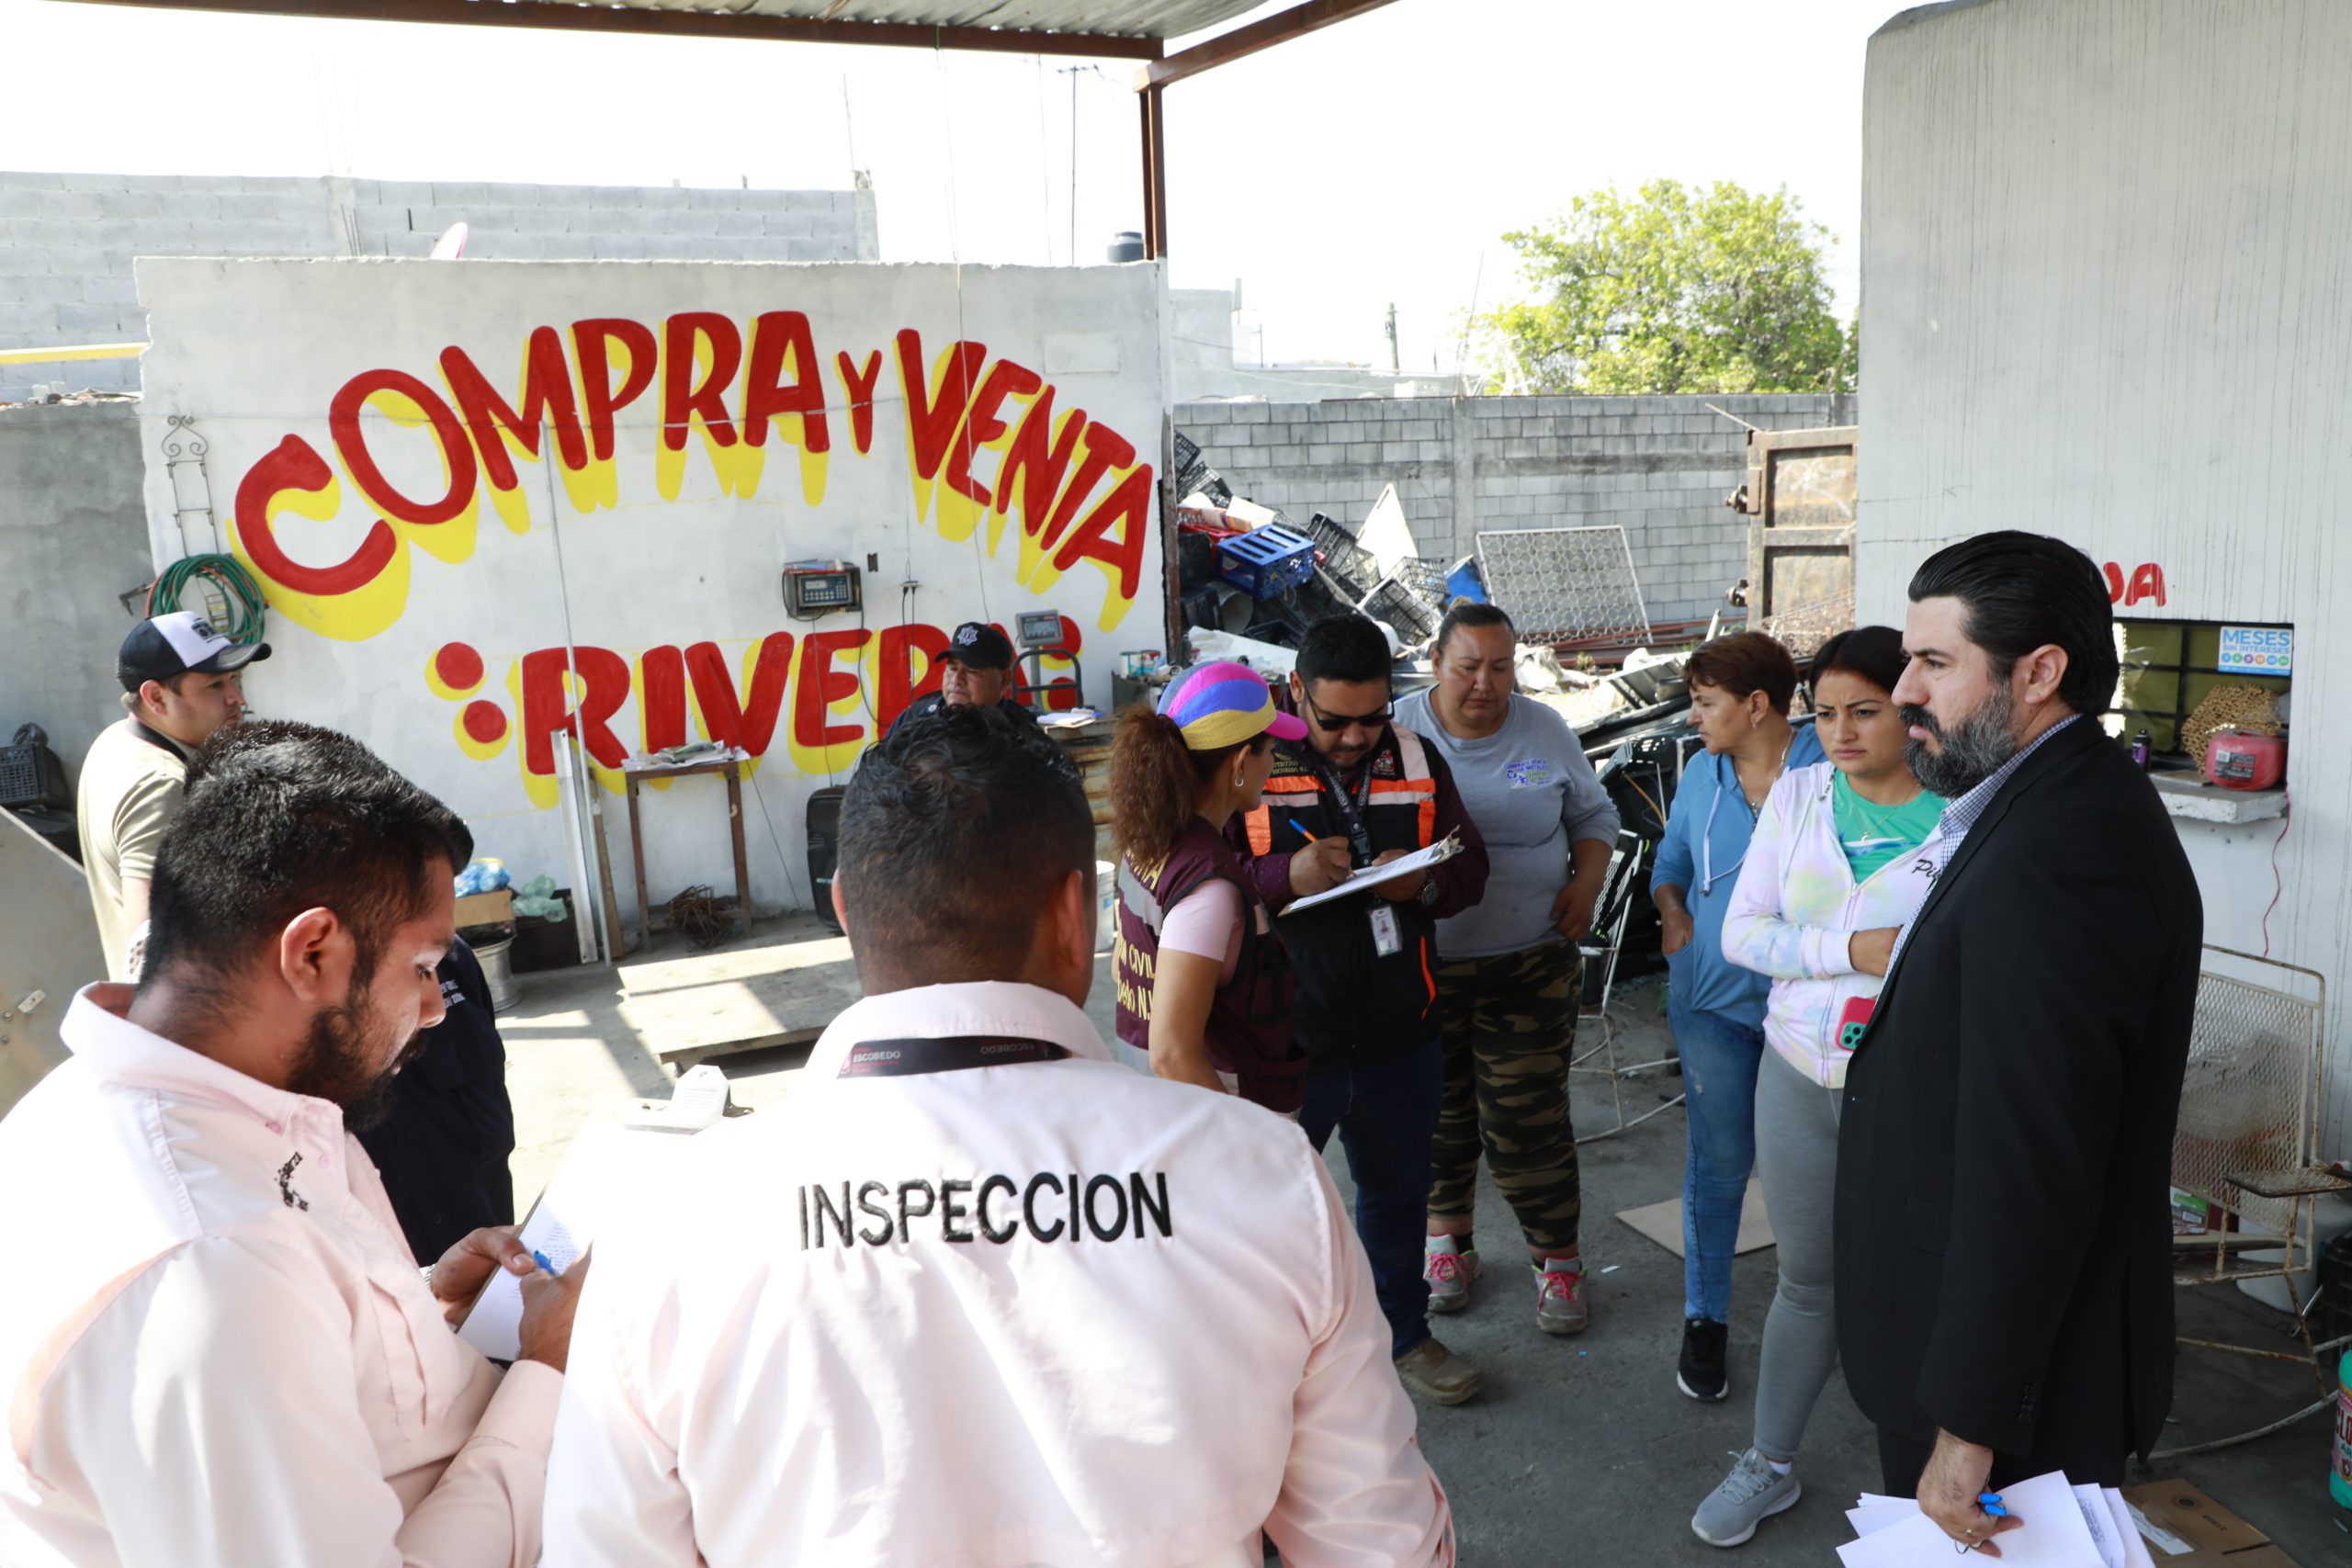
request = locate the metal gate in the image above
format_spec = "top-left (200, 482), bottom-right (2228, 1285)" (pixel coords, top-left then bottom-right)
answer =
top-left (1727, 425), bottom-right (1857, 660)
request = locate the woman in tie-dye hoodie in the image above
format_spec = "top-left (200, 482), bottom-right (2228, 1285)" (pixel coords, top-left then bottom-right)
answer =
top-left (1688, 626), bottom-right (1948, 1550)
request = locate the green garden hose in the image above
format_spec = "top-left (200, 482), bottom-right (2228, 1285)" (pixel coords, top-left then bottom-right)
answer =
top-left (146, 554), bottom-right (268, 646)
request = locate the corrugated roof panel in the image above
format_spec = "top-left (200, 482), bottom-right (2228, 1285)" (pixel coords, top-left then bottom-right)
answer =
top-left (510, 0), bottom-right (1268, 42)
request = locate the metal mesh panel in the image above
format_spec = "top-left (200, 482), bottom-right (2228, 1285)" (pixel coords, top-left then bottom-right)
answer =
top-left (2173, 956), bottom-right (2319, 1279)
top-left (1768, 584), bottom-right (1857, 663)
top-left (1476, 526), bottom-right (1654, 644)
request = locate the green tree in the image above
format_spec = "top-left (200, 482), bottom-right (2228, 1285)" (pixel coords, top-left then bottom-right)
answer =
top-left (1473, 179), bottom-right (1853, 395)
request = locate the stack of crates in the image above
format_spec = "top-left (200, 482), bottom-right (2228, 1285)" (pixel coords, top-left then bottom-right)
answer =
top-left (1216, 526), bottom-right (1317, 600)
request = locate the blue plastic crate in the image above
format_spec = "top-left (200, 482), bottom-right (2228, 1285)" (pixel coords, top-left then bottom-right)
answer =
top-left (1216, 525), bottom-right (1316, 600)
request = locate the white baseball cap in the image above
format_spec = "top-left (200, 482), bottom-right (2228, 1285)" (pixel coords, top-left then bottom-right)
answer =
top-left (118, 611), bottom-right (272, 692)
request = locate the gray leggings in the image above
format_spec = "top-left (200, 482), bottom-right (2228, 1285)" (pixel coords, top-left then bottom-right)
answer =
top-left (1752, 1045), bottom-right (1844, 1463)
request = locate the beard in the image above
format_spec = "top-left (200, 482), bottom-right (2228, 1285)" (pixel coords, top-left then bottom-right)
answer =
top-left (286, 981), bottom-right (417, 1134)
top-left (1903, 682), bottom-right (2019, 798)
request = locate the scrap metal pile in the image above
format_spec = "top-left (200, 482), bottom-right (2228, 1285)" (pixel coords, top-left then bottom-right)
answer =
top-left (1170, 431), bottom-right (1462, 654)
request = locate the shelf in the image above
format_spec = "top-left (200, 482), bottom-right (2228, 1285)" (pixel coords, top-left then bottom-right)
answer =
top-left (2149, 772), bottom-right (2285, 825)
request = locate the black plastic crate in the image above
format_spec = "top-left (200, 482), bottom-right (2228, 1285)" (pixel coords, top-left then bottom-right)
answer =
top-left (1177, 529), bottom-right (1220, 590)
top-left (1363, 575), bottom-right (1442, 642)
top-left (1172, 430), bottom-right (1201, 475)
top-left (1303, 512), bottom-right (1379, 598)
top-left (0, 742), bottom-right (68, 811)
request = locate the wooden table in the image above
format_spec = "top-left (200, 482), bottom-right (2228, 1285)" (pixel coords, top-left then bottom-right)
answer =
top-left (620, 753), bottom-right (752, 950)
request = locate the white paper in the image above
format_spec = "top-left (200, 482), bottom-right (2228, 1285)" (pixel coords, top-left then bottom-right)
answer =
top-left (2122, 1501), bottom-right (2196, 1559)
top-left (1845, 1502), bottom-right (1918, 1539)
top-left (1281, 834), bottom-right (1462, 915)
top-left (2103, 1492), bottom-right (2158, 1568)
top-left (456, 1120), bottom-right (703, 1360)
top-left (2073, 1485), bottom-right (2123, 1568)
top-left (1837, 1472), bottom-right (2105, 1568)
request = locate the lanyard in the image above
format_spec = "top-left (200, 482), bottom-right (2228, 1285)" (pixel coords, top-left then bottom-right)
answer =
top-left (1306, 751), bottom-right (1379, 864)
top-left (835, 1034), bottom-right (1071, 1079)
top-left (1698, 753), bottom-right (1751, 898)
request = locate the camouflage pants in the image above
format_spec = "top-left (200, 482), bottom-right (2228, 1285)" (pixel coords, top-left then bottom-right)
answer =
top-left (1428, 942), bottom-right (1583, 1253)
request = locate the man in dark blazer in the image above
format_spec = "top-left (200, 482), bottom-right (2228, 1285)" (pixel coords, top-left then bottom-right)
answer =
top-left (1836, 531), bottom-right (2201, 1551)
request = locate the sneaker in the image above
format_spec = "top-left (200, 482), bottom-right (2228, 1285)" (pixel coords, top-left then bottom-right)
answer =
top-left (1532, 1258), bottom-right (1589, 1335)
top-left (1393, 1336), bottom-right (1484, 1405)
top-left (1691, 1448), bottom-right (1802, 1547)
top-left (1425, 1237), bottom-right (1480, 1314)
top-left (1678, 1316), bottom-right (1729, 1401)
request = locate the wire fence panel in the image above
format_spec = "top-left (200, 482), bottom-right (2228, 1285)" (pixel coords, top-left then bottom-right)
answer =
top-left (1476, 525), bottom-right (1654, 645)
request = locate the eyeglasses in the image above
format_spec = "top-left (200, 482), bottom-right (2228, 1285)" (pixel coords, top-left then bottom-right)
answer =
top-left (1302, 691), bottom-right (1394, 731)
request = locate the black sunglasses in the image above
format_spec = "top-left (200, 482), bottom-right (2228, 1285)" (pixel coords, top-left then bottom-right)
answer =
top-left (1302, 690), bottom-right (1394, 731)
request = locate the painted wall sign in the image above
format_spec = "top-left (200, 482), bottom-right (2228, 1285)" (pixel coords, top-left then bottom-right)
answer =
top-left (2217, 625), bottom-right (2293, 675)
top-left (135, 259), bottom-right (1169, 919)
top-left (2101, 560), bottom-right (2168, 607)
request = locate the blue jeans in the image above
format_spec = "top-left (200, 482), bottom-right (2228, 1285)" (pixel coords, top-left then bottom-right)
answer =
top-left (1299, 1036), bottom-right (1444, 1360)
top-left (1670, 999), bottom-right (1765, 1324)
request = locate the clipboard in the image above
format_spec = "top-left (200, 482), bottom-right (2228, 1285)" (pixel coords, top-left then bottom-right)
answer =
top-left (1282, 831), bottom-right (1464, 916)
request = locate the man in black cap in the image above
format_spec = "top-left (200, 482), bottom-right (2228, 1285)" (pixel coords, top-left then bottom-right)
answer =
top-left (882, 621), bottom-right (1040, 739)
top-left (75, 611), bottom-right (270, 978)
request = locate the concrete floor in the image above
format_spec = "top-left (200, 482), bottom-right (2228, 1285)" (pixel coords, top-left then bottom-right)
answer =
top-left (498, 931), bottom-right (2347, 1565)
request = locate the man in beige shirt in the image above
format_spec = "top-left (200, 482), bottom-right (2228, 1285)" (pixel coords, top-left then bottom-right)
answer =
top-left (76, 611), bottom-right (267, 977)
top-left (4, 718), bottom-right (583, 1566)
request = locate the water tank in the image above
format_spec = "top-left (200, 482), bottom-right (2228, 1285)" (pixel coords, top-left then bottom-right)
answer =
top-left (1105, 231), bottom-right (1147, 263)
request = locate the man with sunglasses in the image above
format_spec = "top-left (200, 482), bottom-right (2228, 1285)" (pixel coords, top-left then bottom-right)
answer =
top-left (1231, 614), bottom-right (1491, 1405)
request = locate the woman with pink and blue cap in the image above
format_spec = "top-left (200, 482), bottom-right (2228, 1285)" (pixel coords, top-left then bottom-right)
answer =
top-left (1108, 661), bottom-right (1310, 1113)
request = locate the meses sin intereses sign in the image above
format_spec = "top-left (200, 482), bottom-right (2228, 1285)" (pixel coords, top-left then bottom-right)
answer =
top-left (134, 258), bottom-right (1168, 908)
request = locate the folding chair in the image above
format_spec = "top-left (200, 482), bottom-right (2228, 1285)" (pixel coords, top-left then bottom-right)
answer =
top-left (1570, 827), bottom-right (1685, 1143)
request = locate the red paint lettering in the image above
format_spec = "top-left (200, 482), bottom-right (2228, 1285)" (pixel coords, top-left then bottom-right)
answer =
top-left (944, 359), bottom-right (1043, 507)
top-left (836, 348), bottom-right (883, 456)
top-left (995, 387), bottom-right (1087, 536)
top-left (1051, 460), bottom-right (1154, 604)
top-left (1041, 423), bottom-right (1136, 552)
top-left (876, 622), bottom-right (950, 732)
top-left (573, 318), bottom-right (660, 463)
top-left (2103, 562), bottom-right (2127, 603)
top-left (232, 434), bottom-right (398, 597)
top-left (518, 646), bottom-right (632, 775)
top-left (329, 368), bottom-right (478, 526)
top-left (438, 327), bottom-right (587, 490)
top-left (684, 636), bottom-right (795, 756)
top-left (2125, 562), bottom-right (2166, 607)
top-left (741, 311), bottom-right (831, 454)
top-left (793, 629), bottom-right (872, 751)
top-left (897, 329), bottom-right (988, 488)
top-left (660, 312), bottom-right (743, 452)
top-left (637, 645), bottom-right (688, 754)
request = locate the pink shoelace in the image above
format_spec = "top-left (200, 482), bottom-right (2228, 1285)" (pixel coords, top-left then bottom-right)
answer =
top-left (1427, 1251), bottom-right (1467, 1284)
top-left (1538, 1268), bottom-right (1581, 1303)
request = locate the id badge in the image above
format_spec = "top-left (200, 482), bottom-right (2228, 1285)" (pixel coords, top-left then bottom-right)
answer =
top-left (1833, 995), bottom-right (1874, 1055)
top-left (1369, 904), bottom-right (1403, 957)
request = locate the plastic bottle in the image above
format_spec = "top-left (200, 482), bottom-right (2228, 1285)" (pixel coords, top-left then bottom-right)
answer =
top-left (2130, 728), bottom-right (2153, 770)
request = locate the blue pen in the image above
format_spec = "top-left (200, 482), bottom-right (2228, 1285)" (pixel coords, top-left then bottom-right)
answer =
top-left (532, 1249), bottom-right (558, 1275)
top-left (1287, 817), bottom-right (1320, 843)
top-left (1978, 1493), bottom-right (2008, 1518)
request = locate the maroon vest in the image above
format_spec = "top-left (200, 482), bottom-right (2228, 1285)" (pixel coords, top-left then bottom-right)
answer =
top-left (1113, 818), bottom-right (1303, 1113)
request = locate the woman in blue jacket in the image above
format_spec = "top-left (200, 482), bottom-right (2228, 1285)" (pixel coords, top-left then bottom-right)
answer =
top-left (1649, 632), bottom-right (1823, 1405)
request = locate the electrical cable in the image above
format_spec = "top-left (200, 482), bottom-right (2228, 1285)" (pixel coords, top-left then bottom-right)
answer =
top-left (2261, 787), bottom-right (2291, 956)
top-left (145, 554), bottom-right (267, 645)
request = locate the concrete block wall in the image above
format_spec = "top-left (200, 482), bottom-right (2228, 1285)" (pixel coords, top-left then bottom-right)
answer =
top-left (1177, 392), bottom-right (1856, 626)
top-left (0, 400), bottom-right (153, 791)
top-left (0, 171), bottom-right (879, 401)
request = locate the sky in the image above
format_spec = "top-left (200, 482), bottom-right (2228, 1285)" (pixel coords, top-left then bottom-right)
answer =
top-left (2, 0), bottom-right (1905, 372)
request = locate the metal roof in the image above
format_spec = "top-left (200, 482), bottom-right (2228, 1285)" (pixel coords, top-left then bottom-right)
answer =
top-left (525, 1), bottom-right (1270, 41)
top-left (60, 0), bottom-right (1279, 56)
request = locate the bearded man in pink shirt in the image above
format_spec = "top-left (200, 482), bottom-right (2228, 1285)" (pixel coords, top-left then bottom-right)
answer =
top-left (0, 720), bottom-right (585, 1567)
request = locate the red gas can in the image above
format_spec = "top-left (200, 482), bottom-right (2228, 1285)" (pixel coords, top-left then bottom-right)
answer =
top-left (2203, 729), bottom-right (2286, 791)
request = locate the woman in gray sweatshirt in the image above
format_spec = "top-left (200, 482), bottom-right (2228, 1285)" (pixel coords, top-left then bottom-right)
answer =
top-left (1394, 603), bottom-right (1620, 1337)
